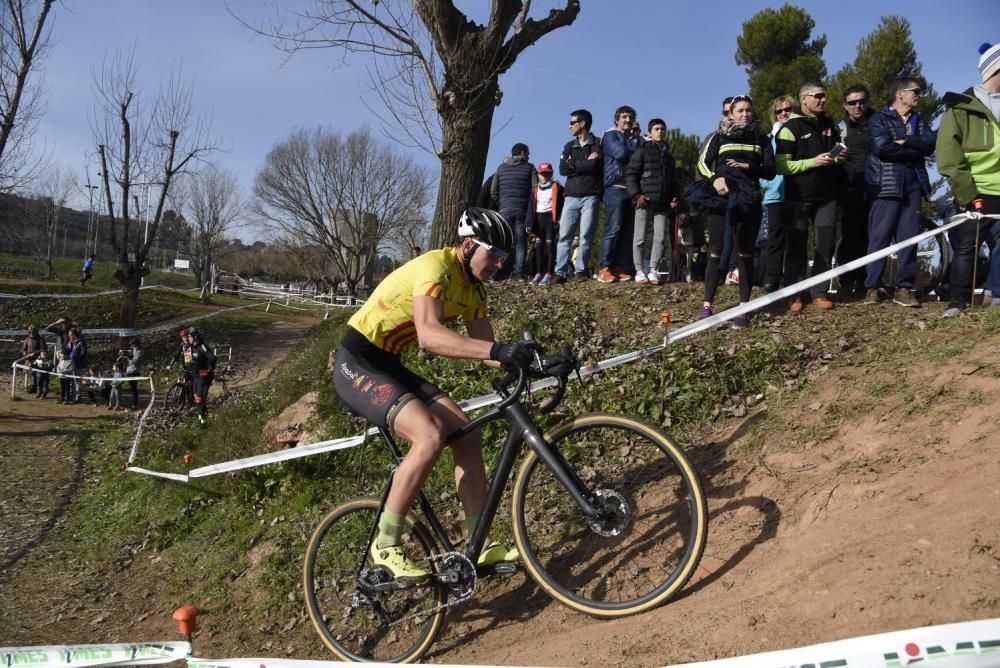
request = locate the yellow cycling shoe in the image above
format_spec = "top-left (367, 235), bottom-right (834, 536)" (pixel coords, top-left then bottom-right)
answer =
top-left (477, 541), bottom-right (520, 566)
top-left (370, 543), bottom-right (429, 583)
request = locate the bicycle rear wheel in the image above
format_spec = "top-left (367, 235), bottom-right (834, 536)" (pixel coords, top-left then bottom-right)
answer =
top-left (511, 413), bottom-right (707, 618)
top-left (304, 497), bottom-right (446, 663)
top-left (881, 216), bottom-right (951, 298)
top-left (163, 383), bottom-right (187, 414)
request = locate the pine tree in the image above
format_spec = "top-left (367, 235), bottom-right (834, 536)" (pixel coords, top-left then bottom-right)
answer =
top-left (735, 4), bottom-right (827, 110)
top-left (827, 16), bottom-right (939, 122)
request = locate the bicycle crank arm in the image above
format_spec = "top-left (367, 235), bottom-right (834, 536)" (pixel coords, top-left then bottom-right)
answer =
top-left (476, 563), bottom-right (518, 577)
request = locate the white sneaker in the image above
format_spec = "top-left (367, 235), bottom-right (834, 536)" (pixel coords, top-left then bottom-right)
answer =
top-left (634, 270), bottom-right (648, 285)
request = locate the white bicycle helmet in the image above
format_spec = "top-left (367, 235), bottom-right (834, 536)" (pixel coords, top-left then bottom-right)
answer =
top-left (457, 207), bottom-right (514, 255)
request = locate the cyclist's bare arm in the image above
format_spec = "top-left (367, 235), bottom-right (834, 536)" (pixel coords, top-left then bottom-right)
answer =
top-left (413, 295), bottom-right (496, 364)
top-left (466, 317), bottom-right (502, 369)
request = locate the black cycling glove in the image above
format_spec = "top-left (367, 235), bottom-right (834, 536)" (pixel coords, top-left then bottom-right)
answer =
top-left (541, 353), bottom-right (576, 379)
top-left (490, 341), bottom-right (541, 370)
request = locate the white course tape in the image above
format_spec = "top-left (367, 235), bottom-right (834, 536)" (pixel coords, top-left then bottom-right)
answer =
top-left (666, 617), bottom-right (1000, 667)
top-left (124, 212), bottom-right (999, 481)
top-left (188, 660), bottom-right (513, 668)
top-left (0, 642), bottom-right (190, 668)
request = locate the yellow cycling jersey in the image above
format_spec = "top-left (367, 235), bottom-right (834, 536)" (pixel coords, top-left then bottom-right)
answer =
top-left (348, 248), bottom-right (488, 355)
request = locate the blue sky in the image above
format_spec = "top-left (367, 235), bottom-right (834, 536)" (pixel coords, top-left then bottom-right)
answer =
top-left (33, 1), bottom-right (1000, 239)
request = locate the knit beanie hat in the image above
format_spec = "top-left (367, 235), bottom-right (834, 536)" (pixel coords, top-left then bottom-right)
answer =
top-left (980, 42), bottom-right (1000, 83)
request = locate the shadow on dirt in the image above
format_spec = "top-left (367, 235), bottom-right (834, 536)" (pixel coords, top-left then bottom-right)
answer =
top-left (0, 430), bottom-right (91, 576)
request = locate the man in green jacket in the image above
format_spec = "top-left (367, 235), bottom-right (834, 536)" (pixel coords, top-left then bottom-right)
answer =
top-left (937, 42), bottom-right (1000, 317)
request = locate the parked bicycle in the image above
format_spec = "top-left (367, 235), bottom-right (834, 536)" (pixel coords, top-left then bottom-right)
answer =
top-left (303, 339), bottom-right (708, 663)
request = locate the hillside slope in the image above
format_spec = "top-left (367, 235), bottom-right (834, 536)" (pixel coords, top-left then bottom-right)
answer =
top-left (2, 281), bottom-right (998, 666)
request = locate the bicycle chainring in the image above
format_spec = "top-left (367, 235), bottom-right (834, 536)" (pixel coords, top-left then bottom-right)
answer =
top-left (434, 551), bottom-right (477, 600)
top-left (586, 489), bottom-right (631, 537)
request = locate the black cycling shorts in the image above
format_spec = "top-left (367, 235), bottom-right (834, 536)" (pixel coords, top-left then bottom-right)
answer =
top-left (333, 328), bottom-right (444, 432)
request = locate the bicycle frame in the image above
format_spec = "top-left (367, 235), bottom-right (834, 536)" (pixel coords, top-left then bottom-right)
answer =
top-left (361, 372), bottom-right (600, 577)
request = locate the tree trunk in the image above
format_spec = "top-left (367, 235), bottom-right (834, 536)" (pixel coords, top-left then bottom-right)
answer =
top-left (115, 265), bottom-right (148, 329)
top-left (428, 80), bottom-right (498, 249)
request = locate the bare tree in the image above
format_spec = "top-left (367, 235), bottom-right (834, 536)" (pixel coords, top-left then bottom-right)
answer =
top-left (186, 165), bottom-right (245, 290)
top-left (91, 49), bottom-right (215, 328)
top-left (253, 125), bottom-right (432, 295)
top-left (232, 0), bottom-right (580, 247)
top-left (30, 166), bottom-right (74, 276)
top-left (0, 0), bottom-right (55, 191)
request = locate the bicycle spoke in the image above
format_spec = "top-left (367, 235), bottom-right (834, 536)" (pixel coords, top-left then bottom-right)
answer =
top-left (513, 417), bottom-right (707, 616)
top-left (304, 499), bottom-right (445, 663)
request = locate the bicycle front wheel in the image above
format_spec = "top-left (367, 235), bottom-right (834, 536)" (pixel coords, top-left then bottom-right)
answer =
top-left (303, 497), bottom-right (446, 663)
top-left (511, 413), bottom-right (707, 618)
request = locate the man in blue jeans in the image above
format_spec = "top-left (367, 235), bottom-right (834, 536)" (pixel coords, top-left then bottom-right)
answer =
top-left (554, 109), bottom-right (603, 282)
top-left (863, 77), bottom-right (936, 308)
top-left (490, 142), bottom-right (537, 279)
top-left (597, 105), bottom-right (641, 283)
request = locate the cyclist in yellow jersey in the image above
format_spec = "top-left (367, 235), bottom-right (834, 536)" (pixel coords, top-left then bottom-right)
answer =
top-left (333, 208), bottom-right (541, 582)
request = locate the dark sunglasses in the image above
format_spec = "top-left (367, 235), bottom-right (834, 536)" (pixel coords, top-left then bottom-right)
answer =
top-left (774, 106), bottom-right (793, 114)
top-left (731, 94), bottom-right (753, 104)
top-left (806, 92), bottom-right (827, 100)
top-left (902, 87), bottom-right (922, 96)
top-left (845, 99), bottom-right (867, 107)
top-left (569, 119), bottom-right (583, 126)
top-left (471, 238), bottom-right (508, 263)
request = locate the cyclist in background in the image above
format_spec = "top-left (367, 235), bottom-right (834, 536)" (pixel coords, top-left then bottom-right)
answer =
top-left (333, 208), bottom-right (541, 583)
top-left (166, 328), bottom-right (194, 381)
top-left (188, 328), bottom-right (216, 428)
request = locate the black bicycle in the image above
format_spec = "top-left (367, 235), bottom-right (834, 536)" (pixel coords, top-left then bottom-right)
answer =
top-left (162, 372), bottom-right (194, 415)
top-left (303, 341), bottom-right (708, 663)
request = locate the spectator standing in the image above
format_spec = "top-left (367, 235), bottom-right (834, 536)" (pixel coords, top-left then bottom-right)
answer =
top-left (108, 363), bottom-right (123, 410)
top-left (837, 85), bottom-right (875, 298)
top-left (626, 118), bottom-right (676, 285)
top-left (66, 328), bottom-right (88, 402)
top-left (776, 81), bottom-right (846, 312)
top-left (530, 162), bottom-right (564, 284)
top-left (33, 350), bottom-right (52, 399)
top-left (43, 317), bottom-right (72, 357)
top-left (56, 351), bottom-right (74, 404)
top-left (760, 95), bottom-right (794, 292)
top-left (693, 96), bottom-right (775, 327)
top-left (80, 254), bottom-right (95, 286)
top-left (938, 42), bottom-right (1000, 317)
top-left (21, 324), bottom-right (46, 394)
top-left (490, 143), bottom-right (537, 279)
top-left (863, 78), bottom-right (936, 307)
top-left (476, 174), bottom-right (499, 210)
top-left (125, 338), bottom-right (143, 410)
top-left (598, 105), bottom-right (642, 283)
top-left (554, 109), bottom-right (603, 282)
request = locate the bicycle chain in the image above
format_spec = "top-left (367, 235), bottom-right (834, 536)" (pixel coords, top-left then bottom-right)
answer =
top-left (384, 551), bottom-right (477, 628)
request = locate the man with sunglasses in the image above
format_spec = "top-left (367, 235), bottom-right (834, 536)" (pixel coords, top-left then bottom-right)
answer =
top-left (333, 208), bottom-right (540, 582)
top-left (863, 78), bottom-right (936, 308)
top-left (776, 81), bottom-right (847, 312)
top-left (837, 84), bottom-right (874, 298)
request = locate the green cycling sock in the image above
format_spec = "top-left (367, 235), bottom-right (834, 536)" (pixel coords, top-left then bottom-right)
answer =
top-left (376, 510), bottom-right (405, 549)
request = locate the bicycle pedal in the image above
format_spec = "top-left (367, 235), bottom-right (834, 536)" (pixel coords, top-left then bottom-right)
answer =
top-left (476, 563), bottom-right (518, 577)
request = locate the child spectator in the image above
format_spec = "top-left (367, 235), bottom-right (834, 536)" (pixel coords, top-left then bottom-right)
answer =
top-left (108, 363), bottom-right (123, 410)
top-left (21, 324), bottom-right (46, 394)
top-left (33, 350), bottom-right (53, 399)
top-left (85, 366), bottom-right (109, 406)
top-left (56, 351), bottom-right (74, 404)
top-left (124, 338), bottom-right (142, 410)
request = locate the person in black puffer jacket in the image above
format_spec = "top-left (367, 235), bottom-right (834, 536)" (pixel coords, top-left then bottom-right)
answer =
top-left (626, 118), bottom-right (676, 284)
top-left (694, 95), bottom-right (775, 327)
